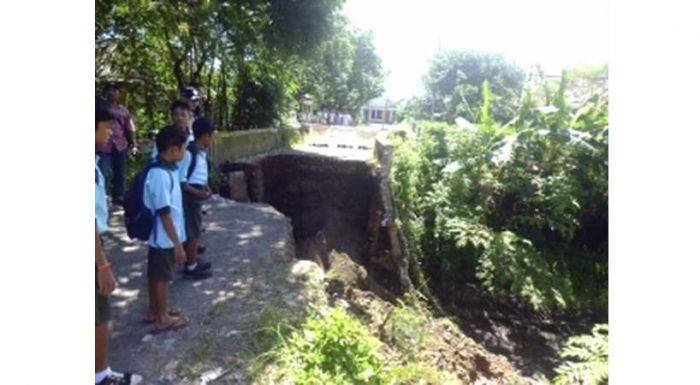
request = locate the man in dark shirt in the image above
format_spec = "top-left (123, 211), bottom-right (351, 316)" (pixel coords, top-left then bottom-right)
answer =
top-left (97, 82), bottom-right (137, 206)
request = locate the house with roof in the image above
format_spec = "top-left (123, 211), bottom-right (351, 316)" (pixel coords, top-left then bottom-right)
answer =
top-left (361, 97), bottom-right (396, 124)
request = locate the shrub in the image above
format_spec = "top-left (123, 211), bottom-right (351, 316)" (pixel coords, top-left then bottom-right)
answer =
top-left (273, 307), bottom-right (388, 385)
top-left (255, 306), bottom-right (457, 385)
top-left (391, 75), bottom-right (608, 313)
top-left (553, 324), bottom-right (608, 385)
top-left (382, 295), bottom-right (433, 357)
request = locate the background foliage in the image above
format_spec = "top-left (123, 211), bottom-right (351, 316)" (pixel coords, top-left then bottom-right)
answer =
top-left (553, 324), bottom-right (608, 385)
top-left (398, 50), bottom-right (526, 124)
top-left (96, 0), bottom-right (384, 134)
top-left (392, 67), bottom-right (608, 314)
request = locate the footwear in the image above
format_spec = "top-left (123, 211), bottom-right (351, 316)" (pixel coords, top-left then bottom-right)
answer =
top-left (197, 245), bottom-right (207, 254)
top-left (182, 259), bottom-right (211, 273)
top-left (142, 308), bottom-right (182, 324)
top-left (97, 371), bottom-right (143, 385)
top-left (150, 316), bottom-right (189, 335)
top-left (183, 263), bottom-right (212, 280)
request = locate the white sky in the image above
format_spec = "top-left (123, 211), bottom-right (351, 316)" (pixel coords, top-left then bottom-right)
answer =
top-left (343, 0), bottom-right (609, 100)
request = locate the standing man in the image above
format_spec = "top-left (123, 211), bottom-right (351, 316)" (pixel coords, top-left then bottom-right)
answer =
top-left (184, 83), bottom-right (206, 120)
top-left (180, 86), bottom-right (203, 123)
top-left (97, 82), bottom-right (138, 206)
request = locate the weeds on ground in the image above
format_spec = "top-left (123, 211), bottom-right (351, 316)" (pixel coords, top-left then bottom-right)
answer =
top-left (251, 306), bottom-right (455, 385)
top-left (382, 293), bottom-right (433, 358)
top-left (178, 337), bottom-right (213, 376)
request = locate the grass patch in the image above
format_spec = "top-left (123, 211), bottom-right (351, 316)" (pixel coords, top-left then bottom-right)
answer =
top-left (207, 298), bottom-right (232, 318)
top-left (251, 306), bottom-right (455, 385)
top-left (382, 293), bottom-right (434, 358)
top-left (178, 338), bottom-right (213, 376)
top-left (388, 362), bottom-right (460, 385)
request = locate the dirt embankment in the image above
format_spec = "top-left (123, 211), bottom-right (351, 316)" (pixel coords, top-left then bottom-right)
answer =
top-left (220, 150), bottom-right (541, 384)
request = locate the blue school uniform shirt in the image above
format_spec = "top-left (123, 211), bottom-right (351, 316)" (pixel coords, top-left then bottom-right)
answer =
top-left (95, 155), bottom-right (109, 234)
top-left (150, 127), bottom-right (194, 160)
top-left (143, 162), bottom-right (186, 249)
top-left (178, 146), bottom-right (209, 185)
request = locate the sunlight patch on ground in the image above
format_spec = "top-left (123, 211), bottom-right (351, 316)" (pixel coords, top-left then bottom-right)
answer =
top-left (122, 244), bottom-right (141, 253)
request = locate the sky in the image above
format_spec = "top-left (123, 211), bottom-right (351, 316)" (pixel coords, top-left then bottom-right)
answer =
top-left (343, 0), bottom-right (609, 100)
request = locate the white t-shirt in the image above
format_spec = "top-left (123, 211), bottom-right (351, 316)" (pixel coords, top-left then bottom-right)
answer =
top-left (95, 155), bottom-right (109, 234)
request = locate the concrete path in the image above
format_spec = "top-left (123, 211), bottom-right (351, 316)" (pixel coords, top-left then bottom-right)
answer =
top-left (101, 196), bottom-right (323, 385)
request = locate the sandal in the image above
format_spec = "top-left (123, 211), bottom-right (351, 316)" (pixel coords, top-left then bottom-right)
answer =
top-left (150, 316), bottom-right (189, 335)
top-left (141, 308), bottom-right (182, 324)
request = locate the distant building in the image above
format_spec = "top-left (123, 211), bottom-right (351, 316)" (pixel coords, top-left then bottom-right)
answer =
top-left (361, 97), bottom-right (396, 124)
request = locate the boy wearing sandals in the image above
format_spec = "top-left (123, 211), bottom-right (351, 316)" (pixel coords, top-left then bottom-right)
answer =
top-left (95, 99), bottom-right (142, 385)
top-left (142, 126), bottom-right (190, 333)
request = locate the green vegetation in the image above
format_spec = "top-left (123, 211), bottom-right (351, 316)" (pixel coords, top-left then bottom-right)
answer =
top-left (553, 324), bottom-right (608, 385)
top-left (253, 306), bottom-right (458, 385)
top-left (97, 0), bottom-right (384, 133)
top-left (393, 56), bottom-right (608, 383)
top-left (399, 50), bottom-right (526, 124)
top-left (393, 69), bottom-right (608, 314)
top-left (178, 337), bottom-right (213, 376)
top-left (382, 295), bottom-right (433, 359)
top-left (296, 16), bottom-right (385, 120)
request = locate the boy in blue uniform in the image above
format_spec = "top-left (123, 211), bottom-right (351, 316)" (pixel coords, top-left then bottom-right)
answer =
top-left (95, 99), bottom-right (142, 385)
top-left (142, 126), bottom-right (190, 333)
top-left (179, 118), bottom-right (216, 279)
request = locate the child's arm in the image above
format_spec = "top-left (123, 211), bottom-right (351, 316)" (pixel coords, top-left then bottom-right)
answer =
top-left (159, 212), bottom-right (186, 263)
top-left (95, 226), bottom-right (116, 295)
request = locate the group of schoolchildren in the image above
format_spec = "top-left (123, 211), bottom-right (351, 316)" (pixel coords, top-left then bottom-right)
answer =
top-left (95, 85), bottom-right (216, 385)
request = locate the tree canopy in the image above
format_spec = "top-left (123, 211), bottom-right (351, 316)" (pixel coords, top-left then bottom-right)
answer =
top-left (96, 0), bottom-right (385, 132)
top-left (296, 16), bottom-right (385, 118)
top-left (400, 50), bottom-right (526, 124)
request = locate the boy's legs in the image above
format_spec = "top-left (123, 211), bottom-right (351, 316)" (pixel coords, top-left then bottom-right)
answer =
top-left (95, 323), bottom-right (109, 373)
top-left (111, 148), bottom-right (128, 204)
top-left (152, 280), bottom-right (169, 326)
top-left (184, 236), bottom-right (199, 263)
top-left (147, 247), bottom-right (187, 330)
top-left (95, 285), bottom-right (110, 374)
top-left (147, 279), bottom-right (157, 319)
top-left (183, 191), bottom-right (211, 278)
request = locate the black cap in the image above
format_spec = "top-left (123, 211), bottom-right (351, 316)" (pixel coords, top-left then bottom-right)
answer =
top-left (181, 86), bottom-right (201, 100)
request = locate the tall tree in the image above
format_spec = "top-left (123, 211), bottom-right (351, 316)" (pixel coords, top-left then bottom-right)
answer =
top-left (95, 0), bottom-right (345, 131)
top-left (296, 17), bottom-right (385, 119)
top-left (408, 50), bottom-right (526, 124)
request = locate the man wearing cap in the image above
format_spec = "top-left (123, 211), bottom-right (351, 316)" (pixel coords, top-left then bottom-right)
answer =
top-left (97, 82), bottom-right (138, 206)
top-left (181, 86), bottom-right (203, 124)
top-left (187, 83), bottom-right (206, 120)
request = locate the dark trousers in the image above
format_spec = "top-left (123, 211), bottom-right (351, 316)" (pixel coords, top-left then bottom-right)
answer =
top-left (97, 148), bottom-right (128, 202)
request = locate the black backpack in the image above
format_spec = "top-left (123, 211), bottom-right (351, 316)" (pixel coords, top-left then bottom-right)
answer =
top-left (185, 142), bottom-right (198, 181)
top-left (124, 161), bottom-right (174, 241)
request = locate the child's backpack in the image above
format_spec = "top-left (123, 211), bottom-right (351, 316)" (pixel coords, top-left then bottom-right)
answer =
top-left (185, 142), bottom-right (198, 181)
top-left (124, 161), bottom-right (174, 241)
